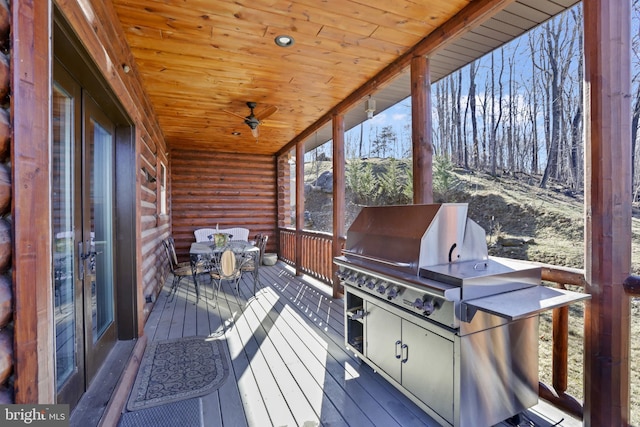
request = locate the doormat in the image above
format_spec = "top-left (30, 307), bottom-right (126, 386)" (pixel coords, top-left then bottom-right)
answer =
top-left (126, 336), bottom-right (229, 411)
top-left (119, 397), bottom-right (202, 427)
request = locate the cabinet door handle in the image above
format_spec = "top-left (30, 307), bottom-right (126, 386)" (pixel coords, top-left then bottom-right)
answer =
top-left (401, 343), bottom-right (409, 363)
top-left (395, 340), bottom-right (402, 359)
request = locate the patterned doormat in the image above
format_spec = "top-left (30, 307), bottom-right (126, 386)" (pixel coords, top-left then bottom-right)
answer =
top-left (126, 336), bottom-right (229, 411)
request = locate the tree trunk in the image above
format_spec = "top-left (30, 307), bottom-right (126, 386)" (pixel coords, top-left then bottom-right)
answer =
top-left (490, 51), bottom-right (504, 177)
top-left (358, 122), bottom-right (364, 158)
top-left (469, 62), bottom-right (479, 169)
top-left (541, 22), bottom-right (561, 189)
top-left (456, 70), bottom-right (464, 167)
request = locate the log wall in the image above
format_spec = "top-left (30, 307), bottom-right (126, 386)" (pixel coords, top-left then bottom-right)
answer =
top-left (170, 147), bottom-right (277, 262)
top-left (10, 0), bottom-right (168, 403)
top-left (0, 0), bottom-right (10, 403)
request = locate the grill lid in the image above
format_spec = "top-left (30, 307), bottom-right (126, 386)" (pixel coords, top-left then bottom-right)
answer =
top-left (343, 203), bottom-right (487, 275)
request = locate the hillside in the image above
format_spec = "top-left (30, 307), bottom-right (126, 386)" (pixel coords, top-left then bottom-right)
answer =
top-left (304, 160), bottom-right (640, 273)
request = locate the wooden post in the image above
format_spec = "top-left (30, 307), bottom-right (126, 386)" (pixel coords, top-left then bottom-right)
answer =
top-left (583, 0), bottom-right (631, 424)
top-left (12, 0), bottom-right (54, 403)
top-left (295, 141), bottom-right (304, 276)
top-left (552, 304), bottom-right (569, 393)
top-left (332, 113), bottom-right (345, 299)
top-left (411, 55), bottom-right (433, 204)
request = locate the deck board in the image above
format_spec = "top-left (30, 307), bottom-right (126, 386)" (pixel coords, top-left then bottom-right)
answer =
top-left (240, 275), bottom-right (412, 427)
top-left (261, 267), bottom-right (434, 425)
top-left (134, 262), bottom-right (580, 427)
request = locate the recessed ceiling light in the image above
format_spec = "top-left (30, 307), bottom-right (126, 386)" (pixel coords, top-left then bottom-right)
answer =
top-left (232, 131), bottom-right (241, 136)
top-left (275, 35), bottom-right (295, 47)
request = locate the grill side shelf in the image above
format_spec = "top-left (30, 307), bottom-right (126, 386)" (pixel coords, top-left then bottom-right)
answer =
top-left (461, 286), bottom-right (591, 322)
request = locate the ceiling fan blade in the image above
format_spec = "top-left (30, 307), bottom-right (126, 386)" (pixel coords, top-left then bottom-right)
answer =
top-left (255, 105), bottom-right (278, 120)
top-left (260, 119), bottom-right (289, 128)
top-left (223, 109), bottom-right (247, 120)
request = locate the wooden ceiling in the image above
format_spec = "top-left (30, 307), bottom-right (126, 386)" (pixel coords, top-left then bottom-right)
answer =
top-left (111, 0), bottom-right (577, 156)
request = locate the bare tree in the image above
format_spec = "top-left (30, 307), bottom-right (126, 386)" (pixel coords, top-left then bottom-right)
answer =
top-left (631, 0), bottom-right (640, 199)
top-left (490, 50), bottom-right (504, 176)
top-left (538, 13), bottom-right (579, 188)
top-left (465, 62), bottom-right (478, 169)
top-left (566, 7), bottom-right (584, 190)
top-left (527, 32), bottom-right (540, 175)
top-left (456, 70), bottom-right (465, 167)
top-left (507, 43), bottom-right (518, 172)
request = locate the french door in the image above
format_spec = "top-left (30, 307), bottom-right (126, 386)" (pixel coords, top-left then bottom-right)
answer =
top-left (53, 61), bottom-right (117, 408)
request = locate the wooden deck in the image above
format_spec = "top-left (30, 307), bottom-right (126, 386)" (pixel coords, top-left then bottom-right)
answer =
top-left (130, 262), bottom-right (581, 427)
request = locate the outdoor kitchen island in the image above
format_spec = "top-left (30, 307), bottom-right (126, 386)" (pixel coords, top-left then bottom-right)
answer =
top-left (334, 204), bottom-right (589, 427)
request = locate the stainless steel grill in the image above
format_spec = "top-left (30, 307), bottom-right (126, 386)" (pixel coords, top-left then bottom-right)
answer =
top-left (334, 203), bottom-right (588, 427)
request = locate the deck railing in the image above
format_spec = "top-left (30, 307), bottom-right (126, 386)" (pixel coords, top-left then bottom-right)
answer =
top-left (536, 263), bottom-right (588, 420)
top-left (279, 227), bottom-right (337, 285)
top-left (277, 230), bottom-right (588, 419)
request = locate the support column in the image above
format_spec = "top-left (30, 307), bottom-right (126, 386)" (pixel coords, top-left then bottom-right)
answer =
top-left (583, 0), bottom-right (631, 424)
top-left (295, 141), bottom-right (304, 276)
top-left (276, 154), bottom-right (292, 228)
top-left (332, 113), bottom-right (345, 298)
top-left (276, 154), bottom-right (292, 261)
top-left (411, 55), bottom-right (433, 204)
top-left (12, 0), bottom-right (54, 403)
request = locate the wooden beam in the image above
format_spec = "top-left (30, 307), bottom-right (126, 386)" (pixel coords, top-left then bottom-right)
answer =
top-left (295, 142), bottom-right (304, 276)
top-left (583, 0), bottom-right (632, 424)
top-left (277, 0), bottom-right (516, 157)
top-left (332, 114), bottom-right (345, 298)
top-left (11, 0), bottom-right (54, 403)
top-left (411, 56), bottom-right (433, 204)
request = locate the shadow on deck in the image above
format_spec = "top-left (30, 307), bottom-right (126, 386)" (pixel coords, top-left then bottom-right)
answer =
top-left (77, 261), bottom-right (582, 427)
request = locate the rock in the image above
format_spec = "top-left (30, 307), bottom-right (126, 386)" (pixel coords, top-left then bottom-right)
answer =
top-left (314, 171), bottom-right (333, 193)
top-left (497, 237), bottom-right (525, 247)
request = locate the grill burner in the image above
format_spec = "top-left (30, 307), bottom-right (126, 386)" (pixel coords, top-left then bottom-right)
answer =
top-left (335, 203), bottom-right (588, 427)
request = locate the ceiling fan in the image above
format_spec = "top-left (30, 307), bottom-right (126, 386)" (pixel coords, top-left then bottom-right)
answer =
top-left (224, 102), bottom-right (280, 138)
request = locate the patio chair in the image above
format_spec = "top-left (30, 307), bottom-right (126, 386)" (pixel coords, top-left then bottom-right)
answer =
top-left (241, 235), bottom-right (268, 295)
top-left (163, 239), bottom-right (196, 301)
top-left (209, 242), bottom-right (249, 306)
top-left (167, 236), bottom-right (190, 268)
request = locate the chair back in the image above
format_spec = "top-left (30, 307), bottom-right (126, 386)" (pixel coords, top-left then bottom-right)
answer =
top-left (167, 237), bottom-right (180, 265)
top-left (162, 239), bottom-right (177, 273)
top-left (212, 242), bottom-right (247, 279)
top-left (223, 227), bottom-right (250, 242)
top-left (258, 235), bottom-right (268, 264)
top-left (194, 228), bottom-right (218, 242)
top-left (219, 250), bottom-right (237, 277)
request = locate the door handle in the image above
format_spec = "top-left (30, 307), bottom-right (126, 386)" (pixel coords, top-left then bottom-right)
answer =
top-left (79, 241), bottom-right (101, 258)
top-left (395, 340), bottom-right (402, 359)
top-left (78, 241), bottom-right (84, 276)
top-left (401, 343), bottom-right (408, 363)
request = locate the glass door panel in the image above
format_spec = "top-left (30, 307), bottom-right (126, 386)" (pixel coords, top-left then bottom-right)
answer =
top-left (52, 62), bottom-right (84, 408)
top-left (83, 93), bottom-right (117, 382)
top-left (53, 83), bottom-right (76, 386)
top-left (88, 116), bottom-right (115, 341)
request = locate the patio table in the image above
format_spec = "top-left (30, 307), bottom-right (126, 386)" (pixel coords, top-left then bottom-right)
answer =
top-left (189, 241), bottom-right (260, 296)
